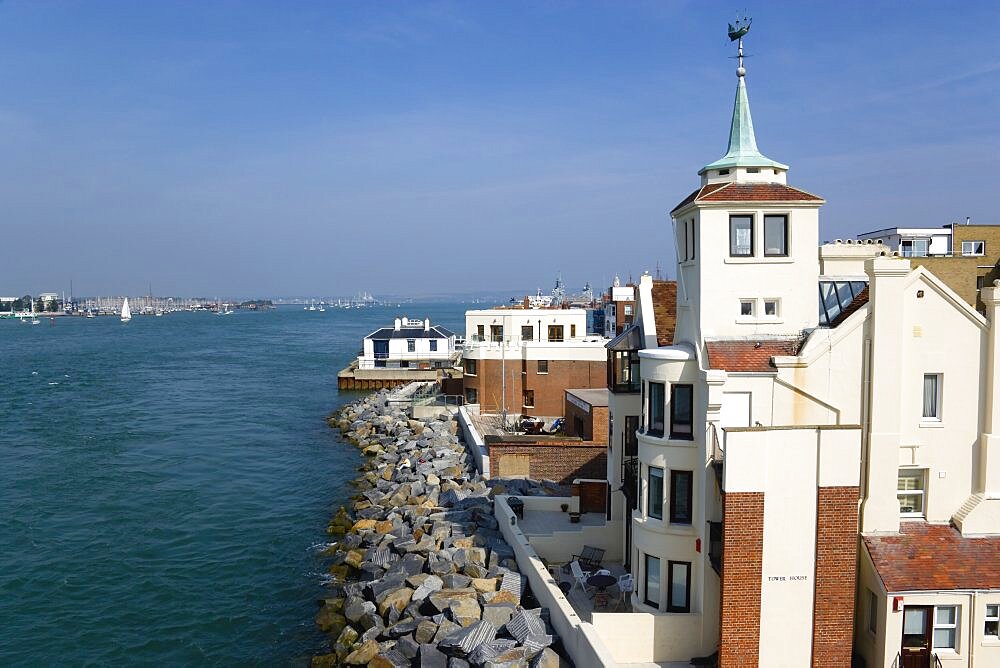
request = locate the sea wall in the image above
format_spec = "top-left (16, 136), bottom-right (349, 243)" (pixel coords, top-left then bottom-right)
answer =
top-left (312, 387), bottom-right (566, 667)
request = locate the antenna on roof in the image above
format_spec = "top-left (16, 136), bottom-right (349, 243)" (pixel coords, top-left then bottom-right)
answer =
top-left (655, 261), bottom-right (663, 281)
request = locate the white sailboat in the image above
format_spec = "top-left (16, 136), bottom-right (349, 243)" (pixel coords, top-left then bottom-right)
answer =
top-left (120, 297), bottom-right (132, 323)
top-left (30, 299), bottom-right (40, 325)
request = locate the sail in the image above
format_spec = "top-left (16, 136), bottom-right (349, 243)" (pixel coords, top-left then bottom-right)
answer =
top-left (121, 298), bottom-right (132, 321)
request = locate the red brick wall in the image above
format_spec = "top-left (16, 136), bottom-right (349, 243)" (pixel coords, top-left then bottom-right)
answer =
top-left (464, 358), bottom-right (606, 417)
top-left (811, 486), bottom-right (859, 667)
top-left (564, 401), bottom-right (609, 444)
top-left (488, 442), bottom-right (606, 484)
top-left (720, 492), bottom-right (764, 667)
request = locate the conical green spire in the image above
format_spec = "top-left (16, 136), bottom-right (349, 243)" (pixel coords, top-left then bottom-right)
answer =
top-left (700, 72), bottom-right (788, 175)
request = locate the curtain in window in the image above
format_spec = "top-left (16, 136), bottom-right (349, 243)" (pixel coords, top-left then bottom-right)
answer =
top-left (923, 375), bottom-right (938, 418)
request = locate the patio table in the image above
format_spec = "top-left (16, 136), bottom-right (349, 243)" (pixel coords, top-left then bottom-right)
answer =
top-left (586, 573), bottom-right (617, 595)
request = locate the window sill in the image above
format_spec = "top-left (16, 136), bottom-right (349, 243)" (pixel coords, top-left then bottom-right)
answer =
top-left (736, 317), bottom-right (784, 325)
top-left (725, 257), bottom-right (795, 265)
top-left (536, 372), bottom-right (548, 375)
top-left (919, 421), bottom-right (944, 429)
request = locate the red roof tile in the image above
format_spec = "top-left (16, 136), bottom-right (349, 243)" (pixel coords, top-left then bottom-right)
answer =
top-left (705, 339), bottom-right (803, 372)
top-left (864, 523), bottom-right (1000, 592)
top-left (651, 280), bottom-right (677, 347)
top-left (671, 182), bottom-right (823, 214)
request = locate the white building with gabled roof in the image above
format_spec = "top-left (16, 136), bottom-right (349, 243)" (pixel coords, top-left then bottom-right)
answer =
top-left (358, 316), bottom-right (458, 370)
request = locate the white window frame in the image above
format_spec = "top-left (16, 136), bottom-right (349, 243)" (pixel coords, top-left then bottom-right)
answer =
top-left (985, 604), bottom-right (999, 640)
top-left (962, 240), bottom-right (986, 257)
top-left (922, 373), bottom-right (942, 421)
top-left (897, 468), bottom-right (927, 517)
top-left (739, 299), bottom-right (755, 317)
top-left (932, 605), bottom-right (959, 652)
top-left (763, 298), bottom-right (780, 317)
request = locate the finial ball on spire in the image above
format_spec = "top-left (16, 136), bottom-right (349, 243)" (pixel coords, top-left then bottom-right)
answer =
top-left (736, 66), bottom-right (746, 77)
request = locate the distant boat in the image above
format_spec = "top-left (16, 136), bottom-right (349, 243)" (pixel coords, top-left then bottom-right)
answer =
top-left (86, 310), bottom-right (95, 319)
top-left (120, 298), bottom-right (132, 323)
top-left (31, 300), bottom-right (40, 325)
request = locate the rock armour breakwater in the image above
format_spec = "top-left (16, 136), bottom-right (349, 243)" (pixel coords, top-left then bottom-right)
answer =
top-left (314, 390), bottom-right (565, 668)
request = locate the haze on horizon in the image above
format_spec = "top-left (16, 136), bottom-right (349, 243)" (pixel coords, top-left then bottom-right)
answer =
top-left (1, 1), bottom-right (998, 298)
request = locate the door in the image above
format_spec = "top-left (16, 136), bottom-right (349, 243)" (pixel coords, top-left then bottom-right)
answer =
top-left (373, 339), bottom-right (389, 359)
top-left (901, 606), bottom-right (932, 668)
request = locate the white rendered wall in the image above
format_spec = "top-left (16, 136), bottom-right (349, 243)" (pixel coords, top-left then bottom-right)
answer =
top-left (674, 204), bottom-right (822, 341)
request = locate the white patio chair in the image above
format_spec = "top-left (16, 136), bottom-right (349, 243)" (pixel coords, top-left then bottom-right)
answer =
top-left (616, 573), bottom-right (634, 610)
top-left (569, 560), bottom-right (592, 594)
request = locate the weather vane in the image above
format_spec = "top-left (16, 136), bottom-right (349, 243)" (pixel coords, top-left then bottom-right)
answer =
top-left (728, 14), bottom-right (752, 77)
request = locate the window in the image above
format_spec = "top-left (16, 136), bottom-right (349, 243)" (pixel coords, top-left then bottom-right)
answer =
top-left (687, 219), bottom-right (695, 260)
top-left (547, 325), bottom-right (564, 342)
top-left (986, 604), bottom-right (999, 639)
top-left (624, 304), bottom-right (633, 316)
top-left (429, 340), bottom-right (437, 352)
top-left (763, 215), bottom-right (788, 256)
top-left (669, 470), bottom-right (693, 524)
top-left (464, 359), bottom-right (477, 376)
top-left (746, 167), bottom-right (760, 173)
top-left (718, 169), bottom-right (730, 176)
top-left (644, 554), bottom-right (661, 608)
top-left (730, 215), bottom-right (753, 256)
top-left (963, 240), bottom-right (986, 256)
top-left (648, 382), bottom-right (665, 437)
top-left (624, 416), bottom-right (639, 457)
top-left (670, 384), bottom-right (693, 440)
top-left (490, 325), bottom-right (503, 342)
top-left (476, 324), bottom-right (485, 341)
top-left (933, 606), bottom-right (958, 651)
top-left (647, 466), bottom-right (664, 519)
top-left (901, 239), bottom-right (929, 257)
top-left (537, 359), bottom-right (548, 374)
top-left (610, 350), bottom-right (640, 392)
top-left (521, 325), bottom-right (533, 340)
top-left (897, 468), bottom-right (926, 516)
top-left (667, 561), bottom-right (691, 612)
top-left (867, 589), bottom-right (878, 634)
top-left (399, 360), bottom-right (409, 368)
top-left (570, 324), bottom-right (577, 338)
top-left (740, 300), bottom-right (755, 317)
top-left (407, 339), bottom-right (416, 353)
top-left (923, 373), bottom-right (941, 420)
top-left (978, 276), bottom-right (987, 291)
top-left (465, 388), bottom-right (478, 404)
top-left (522, 390), bottom-right (534, 408)
top-left (763, 299), bottom-right (778, 317)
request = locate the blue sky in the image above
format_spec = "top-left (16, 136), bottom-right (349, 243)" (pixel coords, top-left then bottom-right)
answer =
top-left (1, 1), bottom-right (998, 298)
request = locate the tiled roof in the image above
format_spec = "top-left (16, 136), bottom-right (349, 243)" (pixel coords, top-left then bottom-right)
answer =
top-left (864, 523), bottom-right (1000, 592)
top-left (828, 286), bottom-right (869, 327)
top-left (705, 338), bottom-right (803, 372)
top-left (365, 325), bottom-right (454, 340)
top-left (671, 182), bottom-right (824, 214)
top-left (651, 280), bottom-right (677, 347)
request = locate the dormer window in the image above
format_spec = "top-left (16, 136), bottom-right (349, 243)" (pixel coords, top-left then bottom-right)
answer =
top-left (764, 215), bottom-right (788, 256)
top-left (730, 215), bottom-right (754, 257)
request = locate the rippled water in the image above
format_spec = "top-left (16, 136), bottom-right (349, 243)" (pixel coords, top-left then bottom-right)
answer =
top-left (0, 304), bottom-right (464, 666)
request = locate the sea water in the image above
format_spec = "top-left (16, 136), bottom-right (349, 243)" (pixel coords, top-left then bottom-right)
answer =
top-left (0, 304), bottom-right (465, 665)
